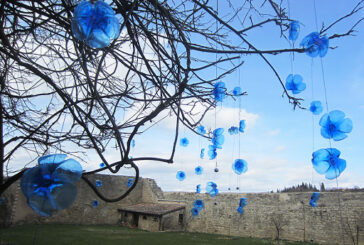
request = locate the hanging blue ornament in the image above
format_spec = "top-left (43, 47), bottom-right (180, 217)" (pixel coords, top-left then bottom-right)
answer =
top-left (232, 159), bottom-right (248, 175)
top-left (289, 21), bottom-right (300, 41)
top-left (312, 148), bottom-right (346, 180)
top-left (319, 110), bottom-right (353, 141)
top-left (300, 32), bottom-right (329, 58)
top-left (285, 74), bottom-right (306, 94)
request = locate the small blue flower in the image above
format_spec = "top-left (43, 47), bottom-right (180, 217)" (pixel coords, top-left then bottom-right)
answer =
top-left (99, 163), bottom-right (106, 168)
top-left (195, 166), bottom-right (203, 175)
top-left (180, 137), bottom-right (189, 147)
top-left (319, 110), bottom-right (353, 141)
top-left (191, 207), bottom-right (199, 217)
top-left (95, 180), bottom-right (102, 187)
top-left (232, 159), bottom-right (248, 175)
top-left (239, 120), bottom-right (246, 133)
top-left (193, 199), bottom-right (205, 211)
top-left (310, 101), bottom-right (323, 115)
top-left (300, 32), bottom-right (329, 58)
top-left (176, 171), bottom-right (186, 181)
top-left (127, 178), bottom-right (134, 187)
top-left (196, 184), bottom-right (201, 193)
top-left (206, 181), bottom-right (218, 197)
top-left (228, 126), bottom-right (239, 135)
top-left (197, 125), bottom-right (206, 135)
top-left (237, 206), bottom-right (244, 214)
top-left (309, 192), bottom-right (320, 207)
top-left (207, 145), bottom-right (217, 160)
top-left (285, 74), bottom-right (306, 94)
top-left (239, 198), bottom-right (247, 208)
top-left (131, 139), bottom-right (135, 148)
top-left (92, 200), bottom-right (99, 207)
top-left (232, 87), bottom-right (242, 96)
top-left (200, 148), bottom-right (205, 159)
top-left (289, 21), bottom-right (300, 41)
top-left (72, 1), bottom-right (120, 49)
top-left (312, 148), bottom-right (346, 180)
top-left (212, 128), bottom-right (224, 149)
top-left (21, 154), bottom-right (83, 217)
top-left (213, 82), bottom-right (226, 102)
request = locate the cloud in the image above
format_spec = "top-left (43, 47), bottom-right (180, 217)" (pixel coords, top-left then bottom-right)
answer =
top-left (268, 129), bottom-right (280, 136)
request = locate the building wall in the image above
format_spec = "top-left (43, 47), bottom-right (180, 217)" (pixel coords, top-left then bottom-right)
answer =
top-left (138, 214), bottom-right (160, 232)
top-left (163, 191), bottom-right (364, 245)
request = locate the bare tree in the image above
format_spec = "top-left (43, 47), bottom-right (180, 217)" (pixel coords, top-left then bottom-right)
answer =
top-left (0, 0), bottom-right (363, 201)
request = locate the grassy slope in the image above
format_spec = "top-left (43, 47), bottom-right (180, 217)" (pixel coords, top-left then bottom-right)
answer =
top-left (0, 224), bottom-right (317, 245)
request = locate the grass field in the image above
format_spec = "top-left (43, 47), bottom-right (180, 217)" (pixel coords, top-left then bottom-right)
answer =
top-left (0, 224), bottom-right (317, 245)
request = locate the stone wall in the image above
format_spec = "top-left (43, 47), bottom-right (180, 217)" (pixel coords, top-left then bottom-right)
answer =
top-left (163, 191), bottom-right (364, 245)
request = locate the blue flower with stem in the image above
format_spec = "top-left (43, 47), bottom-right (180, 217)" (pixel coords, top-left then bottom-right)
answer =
top-left (285, 74), bottom-right (306, 94)
top-left (95, 179), bottom-right (102, 187)
top-left (195, 166), bottom-right (203, 175)
top-left (232, 159), bottom-right (248, 175)
top-left (213, 82), bottom-right (226, 102)
top-left (300, 32), bottom-right (329, 58)
top-left (232, 87), bottom-right (242, 96)
top-left (193, 199), bottom-right (205, 211)
top-left (228, 126), bottom-right (239, 135)
top-left (310, 101), bottom-right (323, 115)
top-left (289, 21), bottom-right (300, 41)
top-left (312, 148), bottom-right (346, 180)
top-left (176, 171), bottom-right (186, 181)
top-left (72, 1), bottom-right (120, 49)
top-left (197, 125), bottom-right (206, 135)
top-left (200, 148), bottom-right (205, 159)
top-left (309, 192), bottom-right (320, 207)
top-left (127, 178), bottom-right (134, 187)
top-left (239, 120), bottom-right (246, 133)
top-left (180, 137), bottom-right (189, 147)
top-left (21, 154), bottom-right (83, 217)
top-left (319, 110), bottom-right (353, 141)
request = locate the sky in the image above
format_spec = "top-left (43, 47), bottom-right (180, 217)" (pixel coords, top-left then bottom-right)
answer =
top-left (9, 0), bottom-right (364, 194)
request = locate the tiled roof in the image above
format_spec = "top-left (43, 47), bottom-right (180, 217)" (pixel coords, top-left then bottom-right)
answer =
top-left (118, 203), bottom-right (185, 216)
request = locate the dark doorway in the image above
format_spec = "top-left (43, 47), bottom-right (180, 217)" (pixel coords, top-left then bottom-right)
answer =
top-left (132, 213), bottom-right (139, 227)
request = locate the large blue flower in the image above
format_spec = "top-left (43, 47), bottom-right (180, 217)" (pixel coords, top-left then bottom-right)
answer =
top-left (285, 74), bottom-right (306, 94)
top-left (300, 32), bottom-right (329, 58)
top-left (228, 126), bottom-right (239, 135)
top-left (213, 82), bottom-right (226, 102)
top-left (212, 128), bottom-right (224, 149)
top-left (195, 166), bottom-right (203, 175)
top-left (176, 171), bottom-right (186, 181)
top-left (193, 199), bottom-right (205, 211)
top-left (239, 120), bottom-right (246, 133)
top-left (21, 154), bottom-right (82, 217)
top-left (207, 145), bottom-right (217, 160)
top-left (289, 21), bottom-right (300, 41)
top-left (72, 1), bottom-right (120, 48)
top-left (309, 192), bottom-right (320, 207)
top-left (232, 159), bottom-right (248, 175)
top-left (206, 181), bottom-right (218, 197)
top-left (197, 125), bottom-right (206, 135)
top-left (319, 110), bottom-right (353, 141)
top-left (312, 148), bottom-right (346, 180)
top-left (310, 101), bottom-right (323, 115)
top-left (180, 137), bottom-right (189, 147)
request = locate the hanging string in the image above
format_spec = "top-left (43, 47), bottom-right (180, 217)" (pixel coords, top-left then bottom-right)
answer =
top-left (214, 0), bottom-right (219, 173)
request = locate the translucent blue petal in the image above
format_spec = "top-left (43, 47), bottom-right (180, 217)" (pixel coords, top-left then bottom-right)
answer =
top-left (21, 167), bottom-right (43, 199)
top-left (131, 139), bottom-right (135, 148)
top-left (338, 118), bottom-right (353, 133)
top-left (206, 182), bottom-right (218, 197)
top-left (309, 200), bottom-right (317, 207)
top-left (191, 207), bottom-right (199, 217)
top-left (332, 131), bottom-right (347, 141)
top-left (237, 206), bottom-right (244, 214)
top-left (327, 148), bottom-right (341, 157)
top-left (319, 113), bottom-right (329, 127)
top-left (213, 128), bottom-right (224, 136)
top-left (228, 126), bottom-right (239, 135)
top-left (49, 182), bottom-right (77, 210)
top-left (293, 82), bottom-right (306, 94)
top-left (200, 148), bottom-right (205, 159)
top-left (176, 171), bottom-right (186, 181)
top-left (311, 192), bottom-right (320, 202)
top-left (232, 159), bottom-right (248, 175)
top-left (197, 125), bottom-right (206, 135)
top-left (289, 21), bottom-right (300, 41)
top-left (285, 74), bottom-right (294, 90)
top-left (329, 110), bottom-right (345, 124)
top-left (325, 165), bottom-right (341, 180)
top-left (212, 135), bottom-right (224, 148)
top-left (86, 28), bottom-right (110, 48)
top-left (310, 101), bottom-right (323, 115)
top-left (196, 184), bottom-right (201, 193)
top-left (239, 198), bottom-right (247, 207)
top-left (193, 199), bottom-right (204, 211)
top-left (213, 82), bottom-right (226, 102)
top-left (99, 162), bottom-right (106, 168)
top-left (336, 158), bottom-right (346, 174)
top-left (53, 159), bottom-right (83, 183)
top-left (312, 160), bottom-right (330, 174)
top-left (208, 145), bottom-right (217, 160)
top-left (239, 120), bottom-right (246, 133)
top-left (38, 154), bottom-right (67, 165)
top-left (292, 74), bottom-right (303, 85)
top-left (27, 189), bottom-right (55, 217)
top-left (320, 126), bottom-right (332, 139)
top-left (96, 180), bottom-right (102, 187)
top-left (180, 137), bottom-right (189, 147)
top-left (195, 166), bottom-right (203, 175)
top-left (233, 87), bottom-right (242, 96)
top-left (127, 178), bottom-right (134, 187)
top-left (73, 1), bottom-right (93, 18)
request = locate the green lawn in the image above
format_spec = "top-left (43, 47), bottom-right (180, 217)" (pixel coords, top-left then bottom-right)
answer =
top-left (0, 224), bottom-right (317, 245)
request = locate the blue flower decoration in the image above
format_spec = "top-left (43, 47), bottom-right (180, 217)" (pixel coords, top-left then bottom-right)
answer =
top-left (197, 125), bottom-right (206, 135)
top-left (289, 21), bottom-right (300, 41)
top-left (196, 184), bottom-right (201, 193)
top-left (319, 110), bottom-right (353, 141)
top-left (180, 137), bottom-right (189, 147)
top-left (191, 207), bottom-right (199, 217)
top-left (309, 192), bottom-right (320, 207)
top-left (92, 200), bottom-right (99, 208)
top-left (127, 178), bottom-right (134, 187)
top-left (232, 159), bottom-right (248, 175)
top-left (95, 179), bottom-right (102, 187)
top-left (207, 145), bottom-right (217, 160)
top-left (233, 87), bottom-right (242, 96)
top-left (212, 128), bottom-right (224, 149)
top-left (200, 148), bottom-right (205, 159)
top-left (99, 162), bottom-right (105, 168)
top-left (285, 74), bottom-right (306, 94)
top-left (213, 82), bottom-right (226, 102)
top-left (20, 154), bottom-right (82, 217)
top-left (237, 206), bottom-right (244, 214)
top-left (239, 120), bottom-right (246, 133)
top-left (72, 1), bottom-right (120, 49)
top-left (131, 139), bottom-right (135, 148)
top-left (310, 101), bottom-right (323, 115)
top-left (237, 198), bottom-right (247, 214)
top-left (176, 171), bottom-right (186, 181)
top-left (312, 148), bottom-right (346, 180)
top-left (300, 32), bottom-right (329, 58)
top-left (193, 199), bottom-right (205, 211)
top-left (195, 166), bottom-right (203, 175)
top-left (228, 126), bottom-right (239, 135)
top-left (206, 181), bottom-right (218, 197)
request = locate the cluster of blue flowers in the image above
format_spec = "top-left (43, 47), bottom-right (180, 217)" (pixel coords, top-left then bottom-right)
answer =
top-left (191, 199), bottom-right (205, 217)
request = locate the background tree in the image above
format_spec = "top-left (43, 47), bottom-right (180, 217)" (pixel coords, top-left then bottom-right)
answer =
top-left (0, 0), bottom-right (363, 201)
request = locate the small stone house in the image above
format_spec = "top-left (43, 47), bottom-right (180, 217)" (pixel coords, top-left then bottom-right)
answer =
top-left (118, 202), bottom-right (185, 232)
